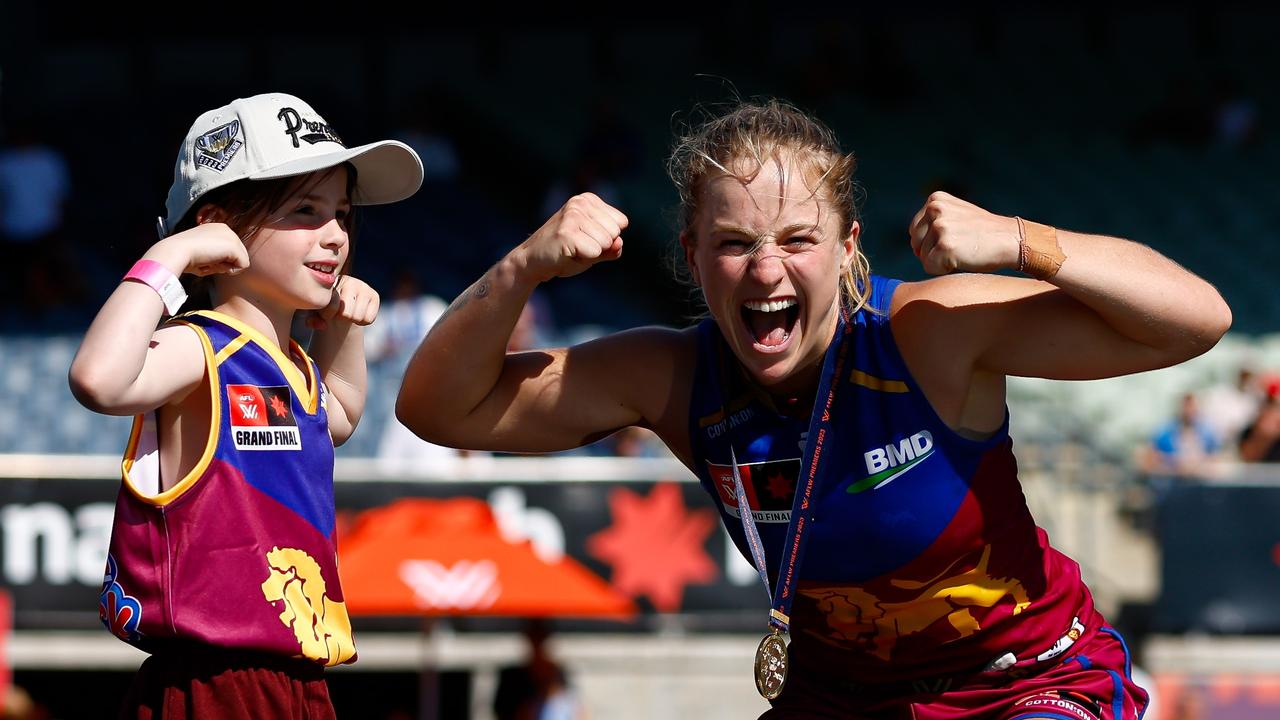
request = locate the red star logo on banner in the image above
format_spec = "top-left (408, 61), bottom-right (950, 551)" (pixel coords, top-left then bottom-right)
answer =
top-left (587, 483), bottom-right (718, 612)
top-left (1272, 543), bottom-right (1280, 567)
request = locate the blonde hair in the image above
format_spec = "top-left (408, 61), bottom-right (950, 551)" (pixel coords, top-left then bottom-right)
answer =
top-left (667, 99), bottom-right (871, 313)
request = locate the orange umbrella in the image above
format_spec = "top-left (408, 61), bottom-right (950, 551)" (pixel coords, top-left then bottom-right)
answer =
top-left (339, 497), bottom-right (636, 619)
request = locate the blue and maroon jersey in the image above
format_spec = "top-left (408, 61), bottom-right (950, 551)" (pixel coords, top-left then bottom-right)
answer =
top-left (688, 276), bottom-right (1101, 684)
top-left (99, 310), bottom-right (355, 667)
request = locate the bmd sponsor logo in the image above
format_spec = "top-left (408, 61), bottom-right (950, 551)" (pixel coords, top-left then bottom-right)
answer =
top-left (849, 430), bottom-right (934, 494)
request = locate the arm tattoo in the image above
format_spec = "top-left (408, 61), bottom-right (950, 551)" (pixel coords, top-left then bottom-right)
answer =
top-left (436, 276), bottom-right (491, 326)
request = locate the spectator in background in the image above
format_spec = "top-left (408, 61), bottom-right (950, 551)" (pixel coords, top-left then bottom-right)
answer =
top-left (1139, 393), bottom-right (1222, 478)
top-left (1199, 366), bottom-right (1262, 448)
top-left (372, 274), bottom-right (555, 466)
top-left (0, 118), bottom-right (80, 316)
top-left (369, 270), bottom-right (467, 465)
top-left (365, 270), bottom-right (449, 364)
top-left (493, 620), bottom-right (586, 720)
top-left (1239, 380), bottom-right (1280, 463)
top-left (393, 95), bottom-right (461, 185)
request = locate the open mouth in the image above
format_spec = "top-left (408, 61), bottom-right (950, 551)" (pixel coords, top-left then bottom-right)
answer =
top-left (305, 261), bottom-right (338, 286)
top-left (741, 297), bottom-right (800, 351)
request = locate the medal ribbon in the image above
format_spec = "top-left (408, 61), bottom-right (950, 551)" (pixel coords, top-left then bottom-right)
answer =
top-left (727, 314), bottom-right (852, 634)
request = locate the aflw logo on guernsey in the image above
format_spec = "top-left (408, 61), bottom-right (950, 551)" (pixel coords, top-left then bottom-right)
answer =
top-left (706, 458), bottom-right (800, 523)
top-left (849, 430), bottom-right (934, 494)
top-left (227, 385), bottom-right (301, 451)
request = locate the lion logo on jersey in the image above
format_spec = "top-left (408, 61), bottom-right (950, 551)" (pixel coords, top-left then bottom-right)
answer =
top-left (260, 546), bottom-right (355, 666)
top-left (801, 545), bottom-right (1030, 661)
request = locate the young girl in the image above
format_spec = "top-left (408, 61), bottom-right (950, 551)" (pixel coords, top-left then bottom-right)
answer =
top-left (396, 100), bottom-right (1231, 719)
top-left (69, 92), bottom-right (422, 719)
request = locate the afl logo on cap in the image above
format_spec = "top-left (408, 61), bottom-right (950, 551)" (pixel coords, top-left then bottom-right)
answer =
top-left (194, 120), bottom-right (244, 172)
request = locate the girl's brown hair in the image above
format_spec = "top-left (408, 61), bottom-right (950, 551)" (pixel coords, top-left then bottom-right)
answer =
top-left (172, 164), bottom-right (358, 310)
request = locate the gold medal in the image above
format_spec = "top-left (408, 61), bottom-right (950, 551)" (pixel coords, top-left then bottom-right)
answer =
top-left (753, 629), bottom-right (789, 700)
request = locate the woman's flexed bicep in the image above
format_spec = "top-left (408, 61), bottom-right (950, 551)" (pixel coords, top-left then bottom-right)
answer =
top-left (400, 326), bottom-right (693, 455)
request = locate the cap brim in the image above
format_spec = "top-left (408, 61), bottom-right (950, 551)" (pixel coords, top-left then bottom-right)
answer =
top-left (248, 140), bottom-right (424, 205)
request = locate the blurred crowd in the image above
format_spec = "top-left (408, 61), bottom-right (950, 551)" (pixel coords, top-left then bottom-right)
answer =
top-left (1137, 366), bottom-right (1280, 479)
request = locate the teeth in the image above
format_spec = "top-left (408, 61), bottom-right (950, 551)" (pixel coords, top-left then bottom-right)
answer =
top-left (306, 263), bottom-right (335, 272)
top-left (743, 298), bottom-right (797, 313)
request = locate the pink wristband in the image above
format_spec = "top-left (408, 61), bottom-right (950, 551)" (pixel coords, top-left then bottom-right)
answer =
top-left (124, 259), bottom-right (187, 316)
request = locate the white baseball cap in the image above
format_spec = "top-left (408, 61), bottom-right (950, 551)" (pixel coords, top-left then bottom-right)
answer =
top-left (160, 92), bottom-right (424, 236)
